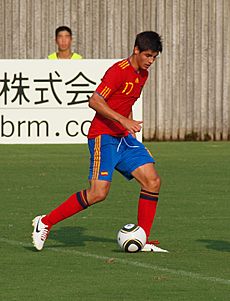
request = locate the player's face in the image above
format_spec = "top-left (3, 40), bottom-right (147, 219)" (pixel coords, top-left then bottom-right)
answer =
top-left (134, 47), bottom-right (159, 70)
top-left (56, 31), bottom-right (72, 51)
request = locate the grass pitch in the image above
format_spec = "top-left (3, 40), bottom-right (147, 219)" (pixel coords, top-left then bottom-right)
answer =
top-left (0, 142), bottom-right (229, 301)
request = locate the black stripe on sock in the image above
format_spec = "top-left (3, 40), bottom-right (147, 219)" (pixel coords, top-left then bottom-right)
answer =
top-left (140, 190), bottom-right (159, 202)
top-left (141, 189), bottom-right (159, 196)
top-left (76, 191), bottom-right (88, 209)
top-left (140, 194), bottom-right (158, 201)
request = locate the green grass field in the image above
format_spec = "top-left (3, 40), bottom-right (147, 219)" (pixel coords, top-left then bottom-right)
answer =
top-left (0, 142), bottom-right (229, 301)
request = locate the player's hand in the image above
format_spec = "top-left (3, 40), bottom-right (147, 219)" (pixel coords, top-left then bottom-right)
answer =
top-left (120, 117), bottom-right (143, 135)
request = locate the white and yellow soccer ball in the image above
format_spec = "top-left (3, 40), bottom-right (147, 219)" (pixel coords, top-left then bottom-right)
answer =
top-left (117, 224), bottom-right (147, 253)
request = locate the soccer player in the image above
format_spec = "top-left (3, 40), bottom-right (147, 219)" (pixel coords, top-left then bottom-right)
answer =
top-left (48, 26), bottom-right (82, 60)
top-left (33, 31), bottom-right (168, 253)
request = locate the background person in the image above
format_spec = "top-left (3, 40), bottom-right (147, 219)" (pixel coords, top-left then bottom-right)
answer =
top-left (48, 26), bottom-right (82, 60)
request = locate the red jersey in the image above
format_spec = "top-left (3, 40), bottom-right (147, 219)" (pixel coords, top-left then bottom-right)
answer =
top-left (87, 58), bottom-right (148, 138)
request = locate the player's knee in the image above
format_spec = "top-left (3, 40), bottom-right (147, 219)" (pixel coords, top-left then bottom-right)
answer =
top-left (88, 189), bottom-right (108, 205)
top-left (94, 190), bottom-right (108, 202)
top-left (142, 174), bottom-right (161, 192)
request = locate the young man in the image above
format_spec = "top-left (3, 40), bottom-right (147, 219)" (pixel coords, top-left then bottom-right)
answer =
top-left (33, 31), bottom-right (168, 253)
top-left (48, 26), bottom-right (82, 60)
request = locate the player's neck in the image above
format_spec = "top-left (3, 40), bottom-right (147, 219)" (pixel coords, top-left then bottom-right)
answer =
top-left (57, 49), bottom-right (72, 59)
top-left (129, 55), bottom-right (140, 73)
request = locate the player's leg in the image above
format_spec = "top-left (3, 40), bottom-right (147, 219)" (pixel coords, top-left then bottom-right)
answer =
top-left (32, 134), bottom-right (118, 251)
top-left (41, 179), bottom-right (111, 228)
top-left (115, 135), bottom-right (160, 241)
top-left (131, 163), bottom-right (161, 239)
top-left (32, 180), bottom-right (111, 251)
top-left (131, 156), bottom-right (168, 252)
top-left (120, 157), bottom-right (168, 253)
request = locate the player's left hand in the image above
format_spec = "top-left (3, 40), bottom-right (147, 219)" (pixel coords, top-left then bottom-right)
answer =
top-left (119, 117), bottom-right (142, 134)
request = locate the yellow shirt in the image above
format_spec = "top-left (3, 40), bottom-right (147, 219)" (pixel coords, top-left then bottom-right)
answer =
top-left (48, 52), bottom-right (83, 59)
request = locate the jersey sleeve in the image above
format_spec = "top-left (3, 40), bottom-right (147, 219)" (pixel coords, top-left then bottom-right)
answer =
top-left (96, 64), bottom-right (123, 100)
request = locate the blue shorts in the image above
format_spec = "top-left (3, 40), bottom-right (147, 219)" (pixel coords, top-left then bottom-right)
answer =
top-left (88, 134), bottom-right (155, 181)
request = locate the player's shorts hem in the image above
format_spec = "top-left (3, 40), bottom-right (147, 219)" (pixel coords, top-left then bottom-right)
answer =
top-left (88, 176), bottom-right (112, 182)
top-left (122, 159), bottom-right (155, 181)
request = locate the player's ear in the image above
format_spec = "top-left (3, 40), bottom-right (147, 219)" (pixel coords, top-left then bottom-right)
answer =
top-left (134, 46), bottom-right (140, 55)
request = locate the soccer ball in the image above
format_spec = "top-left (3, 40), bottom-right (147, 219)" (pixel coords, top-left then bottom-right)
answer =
top-left (117, 224), bottom-right (147, 253)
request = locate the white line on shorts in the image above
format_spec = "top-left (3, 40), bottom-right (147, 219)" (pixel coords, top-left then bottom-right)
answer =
top-left (1, 237), bottom-right (229, 286)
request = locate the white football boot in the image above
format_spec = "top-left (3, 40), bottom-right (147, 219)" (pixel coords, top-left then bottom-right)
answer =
top-left (32, 215), bottom-right (49, 251)
top-left (141, 242), bottom-right (169, 253)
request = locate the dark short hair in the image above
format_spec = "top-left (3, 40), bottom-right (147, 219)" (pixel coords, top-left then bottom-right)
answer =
top-left (134, 31), bottom-right (162, 53)
top-left (55, 26), bottom-right (72, 38)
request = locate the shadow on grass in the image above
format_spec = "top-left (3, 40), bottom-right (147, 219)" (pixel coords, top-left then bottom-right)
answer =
top-left (44, 226), bottom-right (115, 248)
top-left (25, 226), bottom-right (119, 252)
top-left (197, 239), bottom-right (230, 252)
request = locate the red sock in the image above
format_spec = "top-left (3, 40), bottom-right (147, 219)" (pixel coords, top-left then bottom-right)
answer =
top-left (137, 189), bottom-right (159, 240)
top-left (42, 190), bottom-right (89, 229)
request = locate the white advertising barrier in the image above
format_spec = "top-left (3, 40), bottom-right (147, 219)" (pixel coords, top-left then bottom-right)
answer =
top-left (0, 60), bottom-right (142, 144)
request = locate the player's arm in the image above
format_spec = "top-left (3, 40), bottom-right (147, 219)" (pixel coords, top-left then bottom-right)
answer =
top-left (89, 92), bottom-right (142, 134)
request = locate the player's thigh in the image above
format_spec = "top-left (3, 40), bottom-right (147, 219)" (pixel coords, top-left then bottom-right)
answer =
top-left (131, 163), bottom-right (161, 192)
